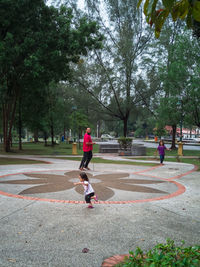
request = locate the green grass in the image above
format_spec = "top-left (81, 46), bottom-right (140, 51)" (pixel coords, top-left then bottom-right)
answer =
top-left (0, 142), bottom-right (99, 155)
top-left (146, 147), bottom-right (200, 157)
top-left (0, 143), bottom-right (199, 169)
top-left (146, 148), bottom-right (200, 171)
top-left (52, 157), bottom-right (158, 167)
top-left (129, 148), bottom-right (200, 171)
top-left (0, 157), bottom-right (47, 165)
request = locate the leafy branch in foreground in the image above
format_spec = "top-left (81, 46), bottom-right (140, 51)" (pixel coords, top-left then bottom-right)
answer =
top-left (117, 239), bottom-right (200, 266)
top-left (138, 0), bottom-right (200, 38)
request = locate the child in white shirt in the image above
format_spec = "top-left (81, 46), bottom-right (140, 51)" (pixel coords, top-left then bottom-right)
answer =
top-left (74, 172), bottom-right (98, 208)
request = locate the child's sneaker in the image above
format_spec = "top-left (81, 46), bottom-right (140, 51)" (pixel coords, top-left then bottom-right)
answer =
top-left (88, 205), bottom-right (94, 209)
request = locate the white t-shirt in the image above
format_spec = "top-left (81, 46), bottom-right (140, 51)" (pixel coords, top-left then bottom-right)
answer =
top-left (83, 181), bottom-right (94, 195)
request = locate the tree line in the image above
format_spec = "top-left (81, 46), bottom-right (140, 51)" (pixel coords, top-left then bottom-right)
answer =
top-left (0, 0), bottom-right (199, 152)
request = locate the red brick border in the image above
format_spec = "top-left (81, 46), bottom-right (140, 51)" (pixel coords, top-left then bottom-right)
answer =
top-left (101, 254), bottom-right (129, 266)
top-left (0, 164), bottom-right (193, 204)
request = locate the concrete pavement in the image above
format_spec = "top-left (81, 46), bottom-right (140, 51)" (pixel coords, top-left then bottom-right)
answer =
top-left (0, 155), bottom-right (199, 267)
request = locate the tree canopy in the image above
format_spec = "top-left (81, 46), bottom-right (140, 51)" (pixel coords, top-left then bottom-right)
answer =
top-left (0, 0), bottom-right (103, 151)
top-left (138, 0), bottom-right (200, 38)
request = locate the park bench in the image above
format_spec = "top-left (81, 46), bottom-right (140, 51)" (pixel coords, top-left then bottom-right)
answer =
top-left (99, 143), bottom-right (119, 153)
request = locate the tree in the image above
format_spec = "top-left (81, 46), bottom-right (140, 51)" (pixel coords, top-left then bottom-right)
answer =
top-left (183, 36), bottom-right (200, 127)
top-left (72, 0), bottom-right (156, 137)
top-left (155, 28), bottom-right (199, 148)
top-left (138, 0), bottom-right (200, 38)
top-left (0, 0), bottom-right (103, 152)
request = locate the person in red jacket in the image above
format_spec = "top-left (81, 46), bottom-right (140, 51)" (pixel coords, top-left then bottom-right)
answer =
top-left (79, 128), bottom-right (96, 170)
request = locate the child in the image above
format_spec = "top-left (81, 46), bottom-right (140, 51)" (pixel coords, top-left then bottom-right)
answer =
top-left (74, 172), bottom-right (98, 208)
top-left (157, 140), bottom-right (170, 165)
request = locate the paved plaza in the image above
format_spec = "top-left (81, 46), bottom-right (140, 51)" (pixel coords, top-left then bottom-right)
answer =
top-left (0, 155), bottom-right (199, 266)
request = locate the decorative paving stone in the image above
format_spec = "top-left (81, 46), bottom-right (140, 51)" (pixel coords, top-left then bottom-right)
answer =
top-left (0, 167), bottom-right (186, 204)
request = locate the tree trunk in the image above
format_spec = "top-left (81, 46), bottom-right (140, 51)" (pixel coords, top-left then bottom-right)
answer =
top-left (2, 97), bottom-right (17, 152)
top-left (63, 125), bottom-right (66, 139)
top-left (33, 129), bottom-right (39, 143)
top-left (44, 132), bottom-right (48, 146)
top-left (50, 124), bottom-right (54, 146)
top-left (123, 116), bottom-right (128, 137)
top-left (18, 98), bottom-right (22, 150)
top-left (171, 125), bottom-right (177, 149)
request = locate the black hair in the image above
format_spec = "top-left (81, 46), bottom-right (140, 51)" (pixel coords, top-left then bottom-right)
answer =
top-left (79, 172), bottom-right (89, 181)
top-left (159, 140), bottom-right (164, 146)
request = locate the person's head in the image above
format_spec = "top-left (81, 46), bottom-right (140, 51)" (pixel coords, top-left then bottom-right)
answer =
top-left (159, 140), bottom-right (164, 146)
top-left (79, 172), bottom-right (89, 182)
top-left (86, 128), bottom-right (91, 134)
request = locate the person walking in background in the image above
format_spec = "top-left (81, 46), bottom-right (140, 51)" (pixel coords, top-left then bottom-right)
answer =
top-left (74, 172), bottom-right (98, 208)
top-left (79, 128), bottom-right (95, 171)
top-left (157, 140), bottom-right (170, 165)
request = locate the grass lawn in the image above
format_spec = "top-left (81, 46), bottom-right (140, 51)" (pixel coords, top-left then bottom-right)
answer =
top-left (146, 147), bottom-right (200, 157)
top-left (132, 148), bottom-right (200, 171)
top-left (0, 142), bottom-right (199, 169)
top-left (0, 142), bottom-right (99, 155)
top-left (0, 157), bottom-right (48, 165)
top-left (53, 157), bottom-right (158, 167)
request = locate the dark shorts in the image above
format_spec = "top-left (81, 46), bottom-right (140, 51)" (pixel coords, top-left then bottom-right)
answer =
top-left (85, 192), bottom-right (94, 203)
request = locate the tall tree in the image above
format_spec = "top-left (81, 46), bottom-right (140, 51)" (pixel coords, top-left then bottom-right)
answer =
top-left (156, 29), bottom-right (199, 148)
top-left (73, 0), bottom-right (156, 136)
top-left (0, 0), bottom-right (103, 152)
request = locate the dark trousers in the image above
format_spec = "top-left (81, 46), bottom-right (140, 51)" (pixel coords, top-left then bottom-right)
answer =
top-left (160, 155), bottom-right (164, 163)
top-left (79, 150), bottom-right (93, 169)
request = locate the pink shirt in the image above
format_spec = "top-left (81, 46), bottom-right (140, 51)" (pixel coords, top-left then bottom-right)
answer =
top-left (83, 133), bottom-right (93, 152)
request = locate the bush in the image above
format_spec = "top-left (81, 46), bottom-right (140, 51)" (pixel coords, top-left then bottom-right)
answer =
top-left (116, 239), bottom-right (200, 267)
top-left (118, 137), bottom-right (132, 151)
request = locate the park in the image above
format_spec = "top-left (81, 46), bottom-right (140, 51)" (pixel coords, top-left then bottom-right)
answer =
top-left (0, 0), bottom-right (200, 266)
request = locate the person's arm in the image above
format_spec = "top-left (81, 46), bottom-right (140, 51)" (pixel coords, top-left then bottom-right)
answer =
top-left (85, 135), bottom-right (96, 145)
top-left (165, 145), bottom-right (171, 151)
top-left (74, 182), bottom-right (84, 186)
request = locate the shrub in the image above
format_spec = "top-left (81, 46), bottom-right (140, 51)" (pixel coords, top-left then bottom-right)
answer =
top-left (116, 239), bottom-right (200, 267)
top-left (118, 137), bottom-right (132, 151)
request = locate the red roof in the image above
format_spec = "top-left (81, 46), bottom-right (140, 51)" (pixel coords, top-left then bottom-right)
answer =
top-left (165, 126), bottom-right (196, 134)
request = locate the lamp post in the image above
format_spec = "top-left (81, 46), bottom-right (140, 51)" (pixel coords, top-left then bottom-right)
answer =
top-left (72, 106), bottom-right (77, 155)
top-left (178, 96), bottom-right (183, 156)
top-left (72, 105), bottom-right (77, 142)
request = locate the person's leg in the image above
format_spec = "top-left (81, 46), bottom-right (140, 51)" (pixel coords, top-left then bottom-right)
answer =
top-left (79, 152), bottom-right (87, 169)
top-left (160, 155), bottom-right (164, 164)
top-left (84, 151), bottom-right (93, 169)
top-left (85, 193), bottom-right (94, 208)
top-left (91, 193), bottom-right (98, 201)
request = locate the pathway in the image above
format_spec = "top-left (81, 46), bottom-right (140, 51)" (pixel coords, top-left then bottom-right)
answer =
top-left (0, 154), bottom-right (199, 266)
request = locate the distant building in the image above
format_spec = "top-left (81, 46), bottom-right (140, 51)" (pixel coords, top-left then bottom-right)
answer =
top-left (165, 126), bottom-right (200, 139)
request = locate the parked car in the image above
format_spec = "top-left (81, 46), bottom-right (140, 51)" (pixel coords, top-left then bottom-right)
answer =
top-left (101, 134), bottom-right (115, 140)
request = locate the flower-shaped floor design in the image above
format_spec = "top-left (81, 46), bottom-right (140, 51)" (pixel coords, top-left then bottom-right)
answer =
top-left (0, 170), bottom-right (180, 202)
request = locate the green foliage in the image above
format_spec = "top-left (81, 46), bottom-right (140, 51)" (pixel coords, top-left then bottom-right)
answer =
top-left (138, 0), bottom-right (200, 38)
top-left (134, 128), bottom-right (145, 138)
top-left (118, 137), bottom-right (132, 150)
top-left (0, 0), bottom-right (103, 151)
top-left (73, 0), bottom-right (154, 137)
top-left (70, 110), bottom-right (89, 138)
top-left (118, 239), bottom-right (200, 266)
top-left (153, 125), bottom-right (167, 138)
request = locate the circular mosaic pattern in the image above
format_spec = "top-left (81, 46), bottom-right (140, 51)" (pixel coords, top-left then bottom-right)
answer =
top-left (0, 169), bottom-right (186, 204)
